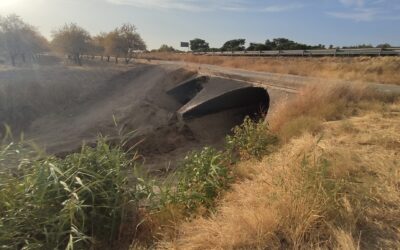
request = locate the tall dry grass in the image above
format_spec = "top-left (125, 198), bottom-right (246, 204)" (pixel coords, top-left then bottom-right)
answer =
top-left (160, 108), bottom-right (400, 250)
top-left (140, 53), bottom-right (400, 85)
top-left (158, 84), bottom-right (400, 249)
top-left (268, 83), bottom-right (379, 142)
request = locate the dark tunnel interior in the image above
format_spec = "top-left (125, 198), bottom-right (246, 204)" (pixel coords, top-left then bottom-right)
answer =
top-left (181, 87), bottom-right (270, 119)
top-left (167, 76), bottom-right (207, 105)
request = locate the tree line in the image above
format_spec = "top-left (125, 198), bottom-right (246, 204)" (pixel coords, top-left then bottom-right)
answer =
top-left (1, 14), bottom-right (395, 66)
top-left (0, 14), bottom-right (146, 66)
top-left (186, 38), bottom-right (393, 52)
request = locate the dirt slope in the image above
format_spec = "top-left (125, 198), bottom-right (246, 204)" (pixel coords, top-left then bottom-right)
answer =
top-left (23, 65), bottom-right (193, 153)
top-left (1, 63), bottom-right (268, 171)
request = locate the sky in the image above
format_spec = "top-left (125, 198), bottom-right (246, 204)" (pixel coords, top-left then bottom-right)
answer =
top-left (0, 0), bottom-right (399, 50)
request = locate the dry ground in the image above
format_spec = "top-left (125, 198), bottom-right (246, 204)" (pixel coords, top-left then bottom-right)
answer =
top-left (0, 62), bottom-right (257, 172)
top-left (0, 63), bottom-right (201, 168)
top-left (140, 53), bottom-right (400, 85)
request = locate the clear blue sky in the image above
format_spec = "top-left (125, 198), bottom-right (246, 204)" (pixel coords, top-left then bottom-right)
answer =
top-left (1, 0), bottom-right (399, 49)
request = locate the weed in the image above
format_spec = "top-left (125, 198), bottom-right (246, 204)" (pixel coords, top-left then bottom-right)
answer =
top-left (0, 136), bottom-right (143, 249)
top-left (226, 116), bottom-right (278, 161)
top-left (174, 147), bottom-right (231, 211)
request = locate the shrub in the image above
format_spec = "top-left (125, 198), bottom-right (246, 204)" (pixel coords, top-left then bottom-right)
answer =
top-left (174, 147), bottom-right (231, 211)
top-left (0, 137), bottom-right (143, 249)
top-left (226, 116), bottom-right (278, 160)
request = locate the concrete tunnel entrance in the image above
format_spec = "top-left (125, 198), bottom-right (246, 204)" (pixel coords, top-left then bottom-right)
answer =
top-left (168, 75), bottom-right (270, 122)
top-left (181, 87), bottom-right (269, 119)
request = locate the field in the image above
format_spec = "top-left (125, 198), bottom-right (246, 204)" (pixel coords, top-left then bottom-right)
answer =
top-left (0, 58), bottom-right (399, 249)
top-left (140, 53), bottom-right (400, 85)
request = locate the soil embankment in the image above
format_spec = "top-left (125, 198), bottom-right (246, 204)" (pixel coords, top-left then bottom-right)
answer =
top-left (1, 63), bottom-right (269, 171)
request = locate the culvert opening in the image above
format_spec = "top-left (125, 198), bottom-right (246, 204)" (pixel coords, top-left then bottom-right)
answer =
top-left (181, 87), bottom-right (270, 120)
top-left (167, 76), bottom-right (208, 105)
top-left (180, 86), bottom-right (270, 148)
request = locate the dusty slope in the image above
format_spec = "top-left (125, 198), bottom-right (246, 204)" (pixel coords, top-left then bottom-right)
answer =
top-left (1, 63), bottom-right (269, 171)
top-left (25, 64), bottom-right (193, 154)
top-left (0, 64), bottom-right (196, 161)
top-left (161, 102), bottom-right (400, 249)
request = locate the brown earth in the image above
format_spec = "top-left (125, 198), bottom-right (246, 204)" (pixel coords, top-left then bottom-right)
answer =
top-left (0, 62), bottom-right (260, 171)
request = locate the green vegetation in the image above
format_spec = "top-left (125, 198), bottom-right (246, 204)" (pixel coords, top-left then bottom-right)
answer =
top-left (189, 38), bottom-right (210, 52)
top-left (221, 39), bottom-right (246, 51)
top-left (0, 115), bottom-right (279, 248)
top-left (174, 147), bottom-right (231, 211)
top-left (226, 116), bottom-right (278, 160)
top-left (155, 44), bottom-right (177, 52)
top-left (0, 135), bottom-right (140, 249)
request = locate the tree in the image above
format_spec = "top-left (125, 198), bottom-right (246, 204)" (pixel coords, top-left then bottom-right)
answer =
top-left (376, 43), bottom-right (391, 49)
top-left (103, 24), bottom-right (146, 64)
top-left (247, 43), bottom-right (268, 51)
top-left (342, 44), bottom-right (373, 49)
top-left (190, 38), bottom-right (209, 52)
top-left (51, 23), bottom-right (91, 65)
top-left (0, 14), bottom-right (48, 66)
top-left (158, 44), bottom-right (176, 52)
top-left (221, 39), bottom-right (246, 51)
top-left (103, 31), bottom-right (118, 62)
top-left (263, 38), bottom-right (324, 50)
top-left (91, 33), bottom-right (107, 60)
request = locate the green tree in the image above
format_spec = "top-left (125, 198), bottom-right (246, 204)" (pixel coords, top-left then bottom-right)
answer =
top-left (247, 42), bottom-right (268, 51)
top-left (221, 39), bottom-right (246, 51)
top-left (158, 44), bottom-right (176, 52)
top-left (342, 44), bottom-right (374, 49)
top-left (51, 23), bottom-right (91, 65)
top-left (190, 38), bottom-right (209, 51)
top-left (264, 38), bottom-right (324, 50)
top-left (376, 43), bottom-right (391, 49)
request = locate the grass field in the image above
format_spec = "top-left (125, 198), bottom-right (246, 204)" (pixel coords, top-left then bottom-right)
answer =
top-left (140, 53), bottom-right (400, 85)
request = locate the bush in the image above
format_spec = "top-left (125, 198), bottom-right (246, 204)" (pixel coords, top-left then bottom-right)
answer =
top-left (0, 137), bottom-right (143, 249)
top-left (226, 116), bottom-right (278, 160)
top-left (174, 147), bottom-right (231, 211)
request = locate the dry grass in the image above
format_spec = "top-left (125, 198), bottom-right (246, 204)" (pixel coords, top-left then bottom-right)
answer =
top-left (140, 53), bottom-right (400, 85)
top-left (268, 82), bottom-right (379, 142)
top-left (159, 102), bottom-right (400, 249)
top-left (157, 84), bottom-right (400, 249)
